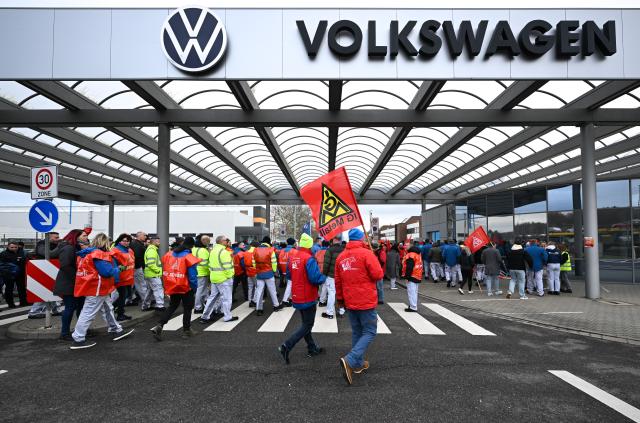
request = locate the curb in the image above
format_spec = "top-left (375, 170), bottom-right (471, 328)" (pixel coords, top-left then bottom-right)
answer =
top-left (6, 309), bottom-right (158, 341)
top-left (396, 281), bottom-right (640, 347)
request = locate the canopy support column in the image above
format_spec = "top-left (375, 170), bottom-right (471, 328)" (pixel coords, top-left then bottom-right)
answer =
top-left (108, 200), bottom-right (115, 241)
top-left (580, 123), bottom-right (600, 299)
top-left (158, 124), bottom-right (171, 257)
top-left (266, 200), bottom-right (271, 238)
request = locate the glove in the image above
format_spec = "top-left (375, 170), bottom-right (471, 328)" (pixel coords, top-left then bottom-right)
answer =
top-left (336, 299), bottom-right (345, 309)
top-left (118, 265), bottom-right (127, 272)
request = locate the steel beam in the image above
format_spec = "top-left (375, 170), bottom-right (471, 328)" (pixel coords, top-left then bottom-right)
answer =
top-left (417, 81), bottom-right (640, 196)
top-left (21, 81), bottom-right (239, 197)
top-left (108, 201), bottom-right (115, 240)
top-left (360, 80), bottom-right (445, 195)
top-left (327, 80), bottom-right (343, 172)
top-left (528, 154), bottom-right (640, 187)
top-left (157, 124), bottom-right (170, 256)
top-left (124, 81), bottom-right (271, 195)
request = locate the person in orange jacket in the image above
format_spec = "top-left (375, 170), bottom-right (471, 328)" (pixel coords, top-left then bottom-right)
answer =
top-left (111, 233), bottom-right (136, 321)
top-left (70, 233), bottom-right (134, 350)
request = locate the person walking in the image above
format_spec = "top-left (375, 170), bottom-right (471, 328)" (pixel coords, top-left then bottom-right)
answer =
top-left (192, 235), bottom-right (211, 314)
top-left (428, 241), bottom-right (444, 282)
top-left (442, 239), bottom-right (461, 288)
top-left (322, 234), bottom-right (346, 318)
top-left (481, 243), bottom-right (504, 297)
top-left (252, 237), bottom-right (282, 316)
top-left (244, 241), bottom-right (259, 307)
top-left (143, 236), bottom-right (165, 311)
top-left (278, 238), bottom-right (296, 307)
top-left (559, 244), bottom-right (573, 294)
top-left (421, 240), bottom-right (432, 281)
top-left (0, 241), bottom-right (26, 309)
top-left (129, 231), bottom-right (148, 307)
top-left (52, 229), bottom-right (89, 341)
top-left (372, 242), bottom-right (386, 304)
top-left (232, 242), bottom-right (248, 303)
top-left (278, 233), bottom-right (327, 364)
top-left (150, 236), bottom-right (202, 340)
top-left (386, 244), bottom-right (401, 290)
top-left (111, 233), bottom-right (136, 321)
top-left (458, 243), bottom-right (475, 295)
top-left (201, 236), bottom-right (239, 324)
top-left (505, 241), bottom-right (532, 300)
top-left (524, 240), bottom-right (548, 297)
top-left (546, 242), bottom-right (562, 295)
top-left (70, 233), bottom-right (134, 349)
top-left (335, 228), bottom-right (384, 386)
top-left (402, 245), bottom-right (423, 312)
top-left (316, 240), bottom-right (330, 307)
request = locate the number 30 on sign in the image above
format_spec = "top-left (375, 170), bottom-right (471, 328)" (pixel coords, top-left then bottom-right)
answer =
top-left (31, 165), bottom-right (58, 200)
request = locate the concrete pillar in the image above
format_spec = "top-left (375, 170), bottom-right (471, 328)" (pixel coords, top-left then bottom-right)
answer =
top-left (580, 123), bottom-right (600, 299)
top-left (108, 200), bottom-right (115, 241)
top-left (158, 124), bottom-right (171, 257)
top-left (266, 200), bottom-right (271, 239)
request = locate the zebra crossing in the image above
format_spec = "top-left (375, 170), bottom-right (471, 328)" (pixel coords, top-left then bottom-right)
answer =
top-left (161, 301), bottom-right (497, 336)
top-left (0, 305), bottom-right (31, 326)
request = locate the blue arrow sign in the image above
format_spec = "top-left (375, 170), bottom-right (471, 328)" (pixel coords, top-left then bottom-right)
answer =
top-left (29, 200), bottom-right (59, 233)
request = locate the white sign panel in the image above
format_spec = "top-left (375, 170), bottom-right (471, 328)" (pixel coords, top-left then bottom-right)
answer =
top-left (30, 165), bottom-right (58, 200)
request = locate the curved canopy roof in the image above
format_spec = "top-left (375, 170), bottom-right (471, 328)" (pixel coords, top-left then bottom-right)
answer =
top-left (1, 78), bottom-right (639, 205)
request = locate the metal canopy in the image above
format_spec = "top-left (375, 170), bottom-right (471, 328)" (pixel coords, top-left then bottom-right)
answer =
top-left (1, 79), bottom-right (640, 206)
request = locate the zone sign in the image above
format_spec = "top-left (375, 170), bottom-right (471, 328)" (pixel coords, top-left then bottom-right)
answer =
top-left (31, 165), bottom-right (58, 200)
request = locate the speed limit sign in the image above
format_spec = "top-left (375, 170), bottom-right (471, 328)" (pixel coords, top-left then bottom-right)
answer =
top-left (31, 165), bottom-right (58, 200)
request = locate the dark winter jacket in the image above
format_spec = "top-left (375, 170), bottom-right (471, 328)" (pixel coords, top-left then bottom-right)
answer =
top-left (459, 249), bottom-right (475, 272)
top-left (385, 249), bottom-right (401, 279)
top-left (130, 239), bottom-right (146, 269)
top-left (323, 243), bottom-right (345, 278)
top-left (429, 246), bottom-right (442, 263)
top-left (481, 247), bottom-right (504, 276)
top-left (52, 241), bottom-right (80, 296)
top-left (505, 245), bottom-right (532, 271)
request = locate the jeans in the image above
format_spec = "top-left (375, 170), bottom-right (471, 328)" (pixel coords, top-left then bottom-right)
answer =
top-left (547, 263), bottom-right (561, 292)
top-left (61, 295), bottom-right (85, 336)
top-left (376, 280), bottom-right (384, 303)
top-left (508, 270), bottom-right (526, 298)
top-left (485, 275), bottom-right (500, 295)
top-left (346, 308), bottom-right (378, 368)
top-left (283, 305), bottom-right (317, 352)
top-left (160, 290), bottom-right (195, 330)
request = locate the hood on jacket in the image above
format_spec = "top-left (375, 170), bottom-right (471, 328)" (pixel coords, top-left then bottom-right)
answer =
top-left (345, 240), bottom-right (366, 249)
top-left (77, 247), bottom-right (98, 258)
top-left (408, 246), bottom-right (421, 254)
top-left (299, 233), bottom-right (313, 249)
top-left (547, 245), bottom-right (556, 250)
top-left (511, 244), bottom-right (523, 250)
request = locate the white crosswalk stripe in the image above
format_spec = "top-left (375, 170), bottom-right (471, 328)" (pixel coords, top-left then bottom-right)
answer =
top-left (204, 301), bottom-right (253, 332)
top-left (313, 306), bottom-right (338, 333)
top-left (422, 303), bottom-right (496, 336)
top-left (163, 310), bottom-right (200, 331)
top-left (258, 307), bottom-right (296, 332)
top-left (388, 302), bottom-right (445, 335)
top-left (0, 314), bottom-right (29, 326)
top-left (376, 315), bottom-right (391, 334)
top-left (0, 305), bottom-right (31, 314)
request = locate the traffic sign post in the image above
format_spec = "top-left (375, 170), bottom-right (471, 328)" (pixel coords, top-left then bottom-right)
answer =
top-left (31, 165), bottom-right (58, 200)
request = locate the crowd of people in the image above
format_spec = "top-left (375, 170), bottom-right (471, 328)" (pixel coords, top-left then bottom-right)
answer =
top-left (0, 227), bottom-right (573, 384)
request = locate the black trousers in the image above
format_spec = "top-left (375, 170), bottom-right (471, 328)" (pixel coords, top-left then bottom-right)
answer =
top-left (159, 290), bottom-right (195, 330)
top-left (114, 285), bottom-right (132, 315)
top-left (233, 274), bottom-right (248, 301)
top-left (2, 273), bottom-right (27, 307)
top-left (461, 269), bottom-right (473, 291)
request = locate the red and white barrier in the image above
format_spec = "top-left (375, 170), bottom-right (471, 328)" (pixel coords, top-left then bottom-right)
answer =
top-left (26, 259), bottom-right (62, 303)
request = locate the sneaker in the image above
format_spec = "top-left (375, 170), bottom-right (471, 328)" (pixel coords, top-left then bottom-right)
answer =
top-left (141, 307), bottom-right (154, 312)
top-left (468, 290), bottom-right (473, 294)
top-left (307, 347), bottom-right (326, 357)
top-left (377, 301), bottom-right (384, 305)
top-left (224, 316), bottom-right (239, 322)
top-left (487, 292), bottom-right (493, 297)
top-left (27, 313), bottom-right (45, 319)
top-left (318, 302), bottom-right (327, 307)
top-left (199, 318), bottom-right (212, 324)
top-left (447, 282), bottom-right (451, 288)
top-left (150, 325), bottom-right (163, 341)
top-left (274, 304), bottom-right (284, 311)
top-left (458, 288), bottom-right (464, 295)
top-left (116, 314), bottom-right (132, 322)
top-left (181, 328), bottom-right (197, 338)
top-left (249, 301), bottom-right (256, 308)
top-left (256, 310), bottom-right (264, 316)
top-left (193, 308), bottom-right (203, 315)
top-left (278, 344), bottom-right (290, 364)
top-left (390, 287), bottom-right (399, 290)
top-left (59, 334), bottom-right (73, 342)
top-left (353, 360), bottom-right (370, 374)
top-left (506, 293), bottom-right (512, 299)
top-left (339, 357), bottom-right (353, 385)
top-left (321, 312), bottom-right (334, 319)
top-left (112, 329), bottom-right (134, 341)
top-left (496, 290), bottom-right (503, 295)
top-left (537, 293), bottom-right (545, 297)
top-left (520, 295), bottom-right (529, 300)
top-left (281, 301), bottom-right (292, 307)
top-left (404, 307), bottom-right (416, 312)
top-left (70, 340), bottom-right (97, 350)
top-left (154, 307), bottom-right (166, 312)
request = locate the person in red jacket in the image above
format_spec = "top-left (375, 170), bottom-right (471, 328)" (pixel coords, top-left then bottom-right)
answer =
top-left (278, 233), bottom-right (326, 364)
top-left (111, 233), bottom-right (135, 321)
top-left (335, 228), bottom-right (384, 385)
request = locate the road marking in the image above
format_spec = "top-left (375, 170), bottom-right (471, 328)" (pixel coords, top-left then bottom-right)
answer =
top-left (312, 306), bottom-right (338, 333)
top-left (388, 303), bottom-right (445, 335)
top-left (377, 315), bottom-right (391, 334)
top-left (0, 370), bottom-right (7, 375)
top-left (204, 302), bottom-right (253, 332)
top-left (0, 314), bottom-right (29, 326)
top-left (601, 286), bottom-right (611, 293)
top-left (549, 370), bottom-right (640, 422)
top-left (502, 311), bottom-right (583, 315)
top-left (163, 311), bottom-right (200, 331)
top-left (0, 305), bottom-right (31, 314)
top-left (460, 298), bottom-right (538, 302)
top-left (258, 307), bottom-right (296, 332)
top-left (422, 303), bottom-right (495, 336)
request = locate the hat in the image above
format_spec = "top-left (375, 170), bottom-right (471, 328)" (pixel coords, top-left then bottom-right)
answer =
top-left (261, 236), bottom-right (272, 245)
top-left (286, 237), bottom-right (296, 246)
top-left (299, 233), bottom-right (313, 249)
top-left (348, 228), bottom-right (364, 241)
top-left (182, 236), bottom-right (195, 249)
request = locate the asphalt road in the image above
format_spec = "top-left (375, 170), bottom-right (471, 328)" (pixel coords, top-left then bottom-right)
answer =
top-left (1, 288), bottom-right (639, 423)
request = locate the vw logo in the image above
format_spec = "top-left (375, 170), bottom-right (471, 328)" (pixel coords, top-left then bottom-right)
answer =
top-left (161, 7), bottom-right (227, 73)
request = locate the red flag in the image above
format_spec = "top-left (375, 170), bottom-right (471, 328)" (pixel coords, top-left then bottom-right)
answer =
top-left (300, 167), bottom-right (363, 240)
top-left (464, 226), bottom-right (490, 254)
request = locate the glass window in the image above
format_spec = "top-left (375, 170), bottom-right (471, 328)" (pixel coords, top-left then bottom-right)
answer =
top-left (633, 208), bottom-right (640, 284)
top-left (548, 211), bottom-right (575, 256)
top-left (631, 179), bottom-right (640, 208)
top-left (596, 180), bottom-right (630, 209)
top-left (548, 185), bottom-right (575, 211)
top-left (456, 220), bottom-right (468, 240)
top-left (514, 213), bottom-right (548, 243)
top-left (455, 201), bottom-right (468, 221)
top-left (467, 196), bottom-right (487, 231)
top-left (487, 215), bottom-right (514, 252)
top-left (514, 188), bottom-right (546, 214)
top-left (487, 192), bottom-right (513, 216)
top-left (598, 208), bottom-right (632, 259)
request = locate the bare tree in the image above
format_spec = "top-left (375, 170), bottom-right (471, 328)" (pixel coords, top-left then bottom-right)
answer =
top-left (270, 205), bottom-right (313, 241)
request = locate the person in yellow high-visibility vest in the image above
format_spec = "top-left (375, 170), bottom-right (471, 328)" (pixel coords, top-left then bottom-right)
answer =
top-left (200, 235), bottom-right (238, 323)
top-left (192, 234), bottom-right (211, 314)
top-left (559, 243), bottom-right (573, 294)
top-left (143, 236), bottom-right (165, 311)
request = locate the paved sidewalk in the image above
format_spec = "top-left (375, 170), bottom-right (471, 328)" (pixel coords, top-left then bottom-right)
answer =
top-left (6, 305), bottom-right (158, 340)
top-left (408, 279), bottom-right (640, 345)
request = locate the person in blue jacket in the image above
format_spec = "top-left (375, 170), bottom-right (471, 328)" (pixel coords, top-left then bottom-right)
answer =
top-left (524, 239), bottom-right (548, 297)
top-left (442, 239), bottom-right (461, 288)
top-left (421, 240), bottom-right (432, 281)
top-left (545, 242), bottom-right (562, 295)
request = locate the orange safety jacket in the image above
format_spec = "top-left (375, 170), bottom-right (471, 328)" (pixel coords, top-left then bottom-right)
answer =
top-left (75, 249), bottom-right (116, 297)
top-left (161, 252), bottom-right (201, 295)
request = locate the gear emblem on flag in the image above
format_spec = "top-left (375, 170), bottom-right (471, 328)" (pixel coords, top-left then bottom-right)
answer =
top-left (319, 184), bottom-right (353, 226)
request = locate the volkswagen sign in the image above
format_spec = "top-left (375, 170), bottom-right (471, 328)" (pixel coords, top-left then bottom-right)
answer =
top-left (161, 7), bottom-right (227, 73)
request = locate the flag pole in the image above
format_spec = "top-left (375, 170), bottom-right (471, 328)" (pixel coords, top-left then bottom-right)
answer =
top-left (340, 168), bottom-right (374, 250)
